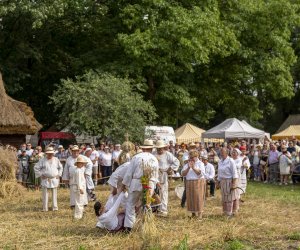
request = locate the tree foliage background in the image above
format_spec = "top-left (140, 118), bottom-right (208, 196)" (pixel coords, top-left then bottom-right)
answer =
top-left (1, 0), bottom-right (300, 138)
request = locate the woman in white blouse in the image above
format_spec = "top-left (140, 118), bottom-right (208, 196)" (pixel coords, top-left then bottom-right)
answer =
top-left (181, 150), bottom-right (206, 218)
top-left (217, 148), bottom-right (239, 217)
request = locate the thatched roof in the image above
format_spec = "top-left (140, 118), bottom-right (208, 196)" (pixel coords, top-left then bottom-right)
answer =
top-left (0, 73), bottom-right (42, 135)
top-left (276, 114), bottom-right (300, 133)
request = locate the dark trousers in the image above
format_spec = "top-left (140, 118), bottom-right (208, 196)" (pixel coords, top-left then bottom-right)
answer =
top-left (207, 179), bottom-right (215, 196)
top-left (100, 165), bottom-right (112, 184)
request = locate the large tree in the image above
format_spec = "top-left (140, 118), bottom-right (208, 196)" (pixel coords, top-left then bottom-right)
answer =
top-left (50, 71), bottom-right (157, 142)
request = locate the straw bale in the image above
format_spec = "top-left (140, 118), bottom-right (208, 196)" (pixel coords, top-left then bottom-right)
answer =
top-left (0, 145), bottom-right (24, 198)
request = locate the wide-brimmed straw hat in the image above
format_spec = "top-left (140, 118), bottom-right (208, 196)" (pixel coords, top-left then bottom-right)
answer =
top-left (45, 147), bottom-right (55, 154)
top-left (75, 155), bottom-right (88, 166)
top-left (156, 140), bottom-right (167, 149)
top-left (140, 139), bottom-right (155, 149)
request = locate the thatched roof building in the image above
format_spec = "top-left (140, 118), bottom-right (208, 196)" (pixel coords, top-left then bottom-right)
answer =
top-left (0, 73), bottom-right (42, 147)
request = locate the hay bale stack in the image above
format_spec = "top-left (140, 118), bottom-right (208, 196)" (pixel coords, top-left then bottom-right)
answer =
top-left (0, 145), bottom-right (24, 198)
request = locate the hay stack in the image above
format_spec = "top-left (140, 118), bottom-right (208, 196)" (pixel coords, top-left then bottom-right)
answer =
top-left (0, 145), bottom-right (24, 198)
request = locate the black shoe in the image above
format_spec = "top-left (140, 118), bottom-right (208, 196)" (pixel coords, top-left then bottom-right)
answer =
top-left (181, 203), bottom-right (185, 208)
top-left (94, 201), bottom-right (102, 216)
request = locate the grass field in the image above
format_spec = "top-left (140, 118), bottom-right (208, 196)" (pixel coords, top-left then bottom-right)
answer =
top-left (0, 181), bottom-right (300, 250)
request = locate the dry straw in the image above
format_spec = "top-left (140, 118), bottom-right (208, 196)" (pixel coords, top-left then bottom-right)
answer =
top-left (0, 145), bottom-right (24, 198)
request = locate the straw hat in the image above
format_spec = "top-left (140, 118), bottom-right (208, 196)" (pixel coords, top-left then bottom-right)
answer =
top-left (156, 140), bottom-right (166, 149)
top-left (71, 145), bottom-right (80, 151)
top-left (75, 155), bottom-right (88, 166)
top-left (189, 142), bottom-right (196, 148)
top-left (45, 147), bottom-right (55, 154)
top-left (58, 145), bottom-right (63, 149)
top-left (202, 156), bottom-right (208, 160)
top-left (140, 139), bottom-right (155, 149)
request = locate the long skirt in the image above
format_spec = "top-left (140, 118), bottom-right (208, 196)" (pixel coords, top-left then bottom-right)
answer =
top-left (29, 162), bottom-right (40, 186)
top-left (186, 179), bottom-right (206, 213)
top-left (220, 178), bottom-right (239, 216)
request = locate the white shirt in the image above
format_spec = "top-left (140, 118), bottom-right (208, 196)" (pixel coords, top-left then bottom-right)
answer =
top-left (26, 149), bottom-right (34, 157)
top-left (34, 157), bottom-right (63, 188)
top-left (90, 150), bottom-right (99, 167)
top-left (217, 156), bottom-right (239, 181)
top-left (155, 151), bottom-right (180, 184)
top-left (107, 162), bottom-right (130, 189)
top-left (112, 150), bottom-right (122, 161)
top-left (73, 167), bottom-right (86, 192)
top-left (181, 160), bottom-right (205, 180)
top-left (204, 162), bottom-right (215, 180)
top-left (122, 152), bottom-right (159, 192)
top-left (100, 152), bottom-right (112, 166)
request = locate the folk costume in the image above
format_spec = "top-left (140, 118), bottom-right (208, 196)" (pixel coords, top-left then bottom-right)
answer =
top-left (34, 147), bottom-right (63, 212)
top-left (239, 148), bottom-right (250, 195)
top-left (181, 150), bottom-right (206, 217)
top-left (96, 192), bottom-right (127, 232)
top-left (62, 146), bottom-right (88, 207)
top-left (155, 140), bottom-right (180, 216)
top-left (72, 156), bottom-right (88, 219)
top-left (217, 156), bottom-right (239, 216)
top-left (122, 139), bottom-right (159, 230)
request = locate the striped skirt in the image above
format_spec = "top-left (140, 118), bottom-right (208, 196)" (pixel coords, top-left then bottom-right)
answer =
top-left (220, 178), bottom-right (239, 203)
top-left (186, 179), bottom-right (206, 213)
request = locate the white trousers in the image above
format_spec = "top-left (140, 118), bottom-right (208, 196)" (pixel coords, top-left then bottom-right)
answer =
top-left (124, 191), bottom-right (142, 228)
top-left (160, 182), bottom-right (168, 213)
top-left (42, 187), bottom-right (58, 211)
top-left (74, 188), bottom-right (86, 219)
top-left (70, 185), bottom-right (88, 207)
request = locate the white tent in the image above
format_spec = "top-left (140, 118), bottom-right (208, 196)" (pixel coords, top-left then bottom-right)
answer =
top-left (202, 118), bottom-right (265, 139)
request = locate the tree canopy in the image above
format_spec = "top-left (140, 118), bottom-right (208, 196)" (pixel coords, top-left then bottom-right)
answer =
top-left (1, 0), bottom-right (300, 135)
top-left (50, 71), bottom-right (157, 142)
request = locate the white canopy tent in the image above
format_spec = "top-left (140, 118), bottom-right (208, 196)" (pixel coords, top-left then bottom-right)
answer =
top-left (202, 118), bottom-right (266, 140)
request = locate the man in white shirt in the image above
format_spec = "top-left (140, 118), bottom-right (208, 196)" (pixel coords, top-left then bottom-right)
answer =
top-left (122, 139), bottom-right (159, 232)
top-left (202, 156), bottom-right (215, 197)
top-left (155, 140), bottom-right (180, 216)
top-left (34, 147), bottom-right (63, 212)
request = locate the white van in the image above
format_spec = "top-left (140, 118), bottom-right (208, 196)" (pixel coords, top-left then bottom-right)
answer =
top-left (145, 126), bottom-right (176, 144)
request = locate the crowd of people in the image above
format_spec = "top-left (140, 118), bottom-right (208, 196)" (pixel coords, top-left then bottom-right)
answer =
top-left (14, 137), bottom-right (300, 232)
